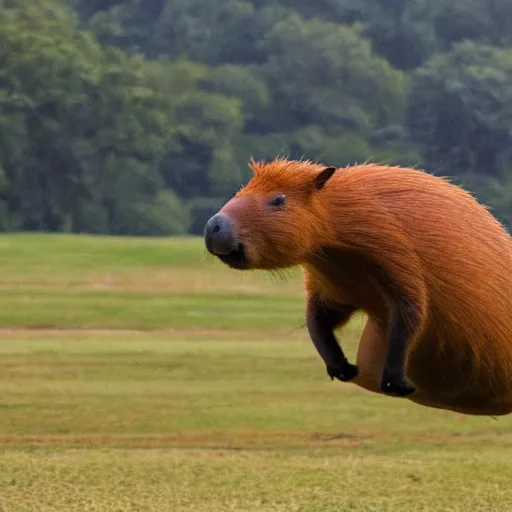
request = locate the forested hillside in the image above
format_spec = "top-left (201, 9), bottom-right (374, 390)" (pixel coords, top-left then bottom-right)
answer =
top-left (1, 0), bottom-right (511, 234)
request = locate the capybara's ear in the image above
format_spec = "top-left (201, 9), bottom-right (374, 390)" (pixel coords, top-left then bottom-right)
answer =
top-left (314, 166), bottom-right (337, 190)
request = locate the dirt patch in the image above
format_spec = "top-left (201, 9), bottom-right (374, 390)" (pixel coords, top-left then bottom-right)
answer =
top-left (0, 430), bottom-right (366, 450)
top-left (0, 326), bottom-right (309, 339)
top-left (0, 427), bottom-right (506, 450)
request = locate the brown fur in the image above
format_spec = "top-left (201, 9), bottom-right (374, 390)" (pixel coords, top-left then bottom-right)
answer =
top-left (214, 157), bottom-right (512, 416)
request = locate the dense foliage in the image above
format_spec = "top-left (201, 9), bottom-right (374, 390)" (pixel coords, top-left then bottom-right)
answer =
top-left (0, 0), bottom-right (511, 233)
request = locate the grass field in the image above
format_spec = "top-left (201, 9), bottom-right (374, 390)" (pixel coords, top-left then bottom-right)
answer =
top-left (0, 234), bottom-right (511, 511)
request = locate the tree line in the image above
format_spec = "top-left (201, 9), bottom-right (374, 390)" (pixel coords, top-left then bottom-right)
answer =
top-left (1, 0), bottom-right (511, 234)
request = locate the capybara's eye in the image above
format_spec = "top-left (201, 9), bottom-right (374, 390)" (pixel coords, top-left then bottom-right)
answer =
top-left (268, 194), bottom-right (286, 207)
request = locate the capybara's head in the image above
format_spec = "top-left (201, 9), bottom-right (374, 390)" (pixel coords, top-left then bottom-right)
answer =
top-left (204, 158), bottom-right (337, 270)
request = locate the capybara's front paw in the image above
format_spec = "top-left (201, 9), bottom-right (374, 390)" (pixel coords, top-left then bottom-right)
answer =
top-left (326, 362), bottom-right (358, 382)
top-left (380, 371), bottom-right (416, 397)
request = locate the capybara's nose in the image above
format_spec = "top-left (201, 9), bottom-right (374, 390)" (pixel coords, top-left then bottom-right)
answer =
top-left (204, 214), bottom-right (237, 256)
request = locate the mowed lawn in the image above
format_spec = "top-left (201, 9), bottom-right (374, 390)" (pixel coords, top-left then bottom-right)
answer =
top-left (0, 235), bottom-right (511, 511)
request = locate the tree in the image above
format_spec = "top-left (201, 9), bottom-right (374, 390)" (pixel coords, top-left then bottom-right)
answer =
top-left (407, 42), bottom-right (512, 178)
top-left (486, 171), bottom-right (512, 230)
top-left (433, 0), bottom-right (512, 50)
top-left (5, 0), bottom-right (511, 232)
top-left (152, 60), bottom-right (246, 200)
top-left (262, 15), bottom-right (406, 136)
top-left (0, 0), bottom-right (184, 234)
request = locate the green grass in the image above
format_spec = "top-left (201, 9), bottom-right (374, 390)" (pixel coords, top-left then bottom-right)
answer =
top-left (0, 233), bottom-right (304, 330)
top-left (0, 234), bottom-right (511, 511)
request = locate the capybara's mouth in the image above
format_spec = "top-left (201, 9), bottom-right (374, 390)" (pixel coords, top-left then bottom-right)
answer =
top-left (218, 243), bottom-right (247, 270)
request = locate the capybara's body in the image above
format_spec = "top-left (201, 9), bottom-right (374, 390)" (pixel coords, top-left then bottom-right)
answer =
top-left (205, 158), bottom-right (512, 416)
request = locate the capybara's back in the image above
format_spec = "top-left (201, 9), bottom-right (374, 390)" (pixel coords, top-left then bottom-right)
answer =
top-left (335, 165), bottom-right (512, 412)
top-left (205, 158), bottom-right (512, 416)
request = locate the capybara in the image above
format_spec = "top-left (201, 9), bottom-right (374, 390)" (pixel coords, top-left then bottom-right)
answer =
top-left (204, 157), bottom-right (512, 416)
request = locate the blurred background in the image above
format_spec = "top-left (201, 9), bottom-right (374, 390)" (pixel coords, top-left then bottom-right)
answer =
top-left (1, 0), bottom-right (511, 236)
top-left (1, 1), bottom-right (512, 511)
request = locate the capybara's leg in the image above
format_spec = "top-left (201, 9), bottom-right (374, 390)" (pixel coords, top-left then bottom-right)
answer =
top-left (353, 316), bottom-right (413, 397)
top-left (306, 294), bottom-right (358, 382)
top-left (351, 318), bottom-right (387, 393)
top-left (380, 303), bottom-right (416, 397)
top-left (355, 319), bottom-right (512, 413)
